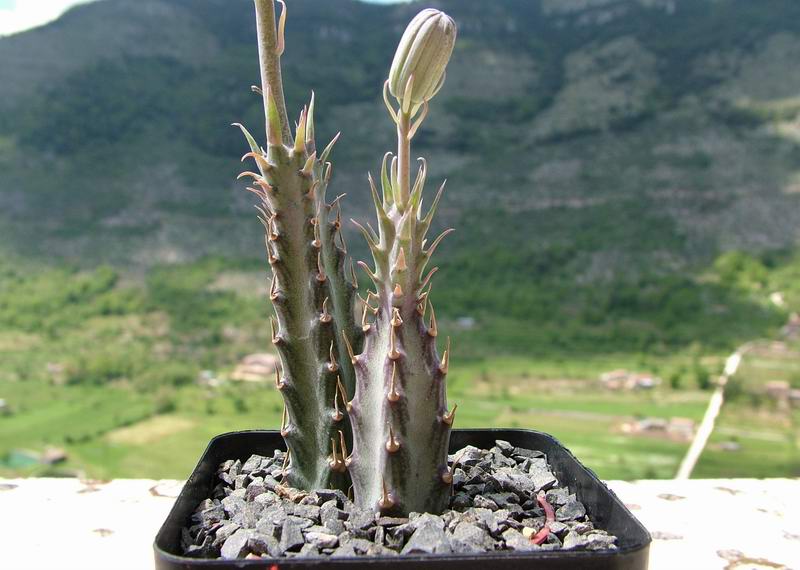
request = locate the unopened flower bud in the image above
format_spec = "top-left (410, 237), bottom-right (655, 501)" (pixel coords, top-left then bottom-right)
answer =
top-left (388, 9), bottom-right (456, 108)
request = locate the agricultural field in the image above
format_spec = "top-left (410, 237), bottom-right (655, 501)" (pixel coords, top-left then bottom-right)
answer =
top-left (0, 356), bottom-right (705, 480)
top-left (2, 348), bottom-right (796, 481)
top-left (1, 250), bottom-right (797, 482)
top-left (695, 338), bottom-right (800, 478)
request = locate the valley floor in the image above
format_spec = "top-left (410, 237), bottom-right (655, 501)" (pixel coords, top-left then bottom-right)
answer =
top-left (1, 253), bottom-right (798, 481)
top-left (1, 347), bottom-right (798, 481)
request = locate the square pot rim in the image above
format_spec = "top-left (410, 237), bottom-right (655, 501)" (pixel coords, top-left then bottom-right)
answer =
top-left (154, 428), bottom-right (651, 567)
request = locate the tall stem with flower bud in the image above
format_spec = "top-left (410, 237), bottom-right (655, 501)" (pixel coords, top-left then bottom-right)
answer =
top-left (234, 0), bottom-right (363, 492)
top-left (345, 9), bottom-right (458, 516)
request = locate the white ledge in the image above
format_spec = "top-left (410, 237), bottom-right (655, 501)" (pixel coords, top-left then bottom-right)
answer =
top-left (1, 478), bottom-right (798, 569)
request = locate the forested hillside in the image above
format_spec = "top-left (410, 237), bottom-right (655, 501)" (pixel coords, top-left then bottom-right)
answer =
top-left (1, 0), bottom-right (799, 352)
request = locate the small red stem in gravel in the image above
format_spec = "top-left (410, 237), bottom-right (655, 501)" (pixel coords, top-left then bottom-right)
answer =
top-left (531, 490), bottom-right (555, 545)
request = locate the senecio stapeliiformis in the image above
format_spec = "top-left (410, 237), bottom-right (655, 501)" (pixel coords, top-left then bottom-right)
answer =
top-left (236, 1), bottom-right (458, 516)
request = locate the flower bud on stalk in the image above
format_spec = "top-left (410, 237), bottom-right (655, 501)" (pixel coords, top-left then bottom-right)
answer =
top-left (388, 8), bottom-right (456, 109)
top-left (348, 7), bottom-right (459, 515)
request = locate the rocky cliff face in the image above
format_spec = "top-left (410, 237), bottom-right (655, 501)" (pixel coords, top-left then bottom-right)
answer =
top-left (0, 0), bottom-right (798, 279)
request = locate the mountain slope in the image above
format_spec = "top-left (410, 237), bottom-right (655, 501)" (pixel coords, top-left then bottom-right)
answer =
top-left (0, 0), bottom-right (798, 285)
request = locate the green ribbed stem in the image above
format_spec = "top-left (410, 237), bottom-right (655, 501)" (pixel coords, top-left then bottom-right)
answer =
top-left (232, 0), bottom-right (362, 491)
top-left (347, 107), bottom-right (455, 515)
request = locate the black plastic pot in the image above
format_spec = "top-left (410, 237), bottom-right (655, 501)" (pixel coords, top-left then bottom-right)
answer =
top-left (154, 429), bottom-right (650, 569)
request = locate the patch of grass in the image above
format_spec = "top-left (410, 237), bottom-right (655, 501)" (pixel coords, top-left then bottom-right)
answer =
top-left (696, 403), bottom-right (800, 479)
top-left (1, 251), bottom-right (799, 480)
top-left (494, 410), bottom-right (687, 480)
top-left (106, 415), bottom-right (196, 445)
top-left (0, 383), bottom-right (154, 453)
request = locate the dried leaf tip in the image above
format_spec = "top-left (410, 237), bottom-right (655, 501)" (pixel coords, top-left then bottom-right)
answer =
top-left (332, 200), bottom-right (343, 229)
top-left (280, 447), bottom-right (290, 480)
top-left (311, 215), bottom-right (322, 248)
top-left (347, 258), bottom-right (359, 289)
top-left (361, 302), bottom-right (372, 333)
top-left (300, 152), bottom-right (317, 178)
top-left (443, 403), bottom-right (457, 426)
top-left (339, 430), bottom-right (350, 467)
top-left (439, 337), bottom-right (450, 374)
top-left (304, 180), bottom-right (320, 201)
top-left (255, 178), bottom-right (274, 193)
top-left (378, 478), bottom-right (395, 510)
top-left (237, 171), bottom-right (263, 181)
top-left (280, 403), bottom-right (289, 436)
top-left (389, 325), bottom-right (401, 360)
top-left (316, 251), bottom-right (327, 282)
top-left (386, 425), bottom-right (401, 453)
top-left (329, 437), bottom-right (346, 473)
top-left (240, 150), bottom-right (267, 167)
top-left (336, 376), bottom-right (349, 412)
top-left (427, 302), bottom-right (438, 337)
top-left (320, 297), bottom-right (332, 323)
top-left (270, 316), bottom-right (282, 345)
top-left (366, 290), bottom-right (381, 313)
top-left (269, 274), bottom-right (280, 301)
top-left (442, 449), bottom-right (464, 485)
top-left (332, 385), bottom-right (344, 422)
top-left (388, 361), bottom-right (401, 403)
top-left (420, 266), bottom-right (439, 292)
top-left (328, 341), bottom-right (339, 372)
top-left (357, 260), bottom-right (378, 286)
top-left (268, 247), bottom-right (279, 266)
top-left (391, 308), bottom-right (404, 328)
top-left (342, 332), bottom-right (358, 365)
top-left (417, 291), bottom-right (429, 315)
top-left (393, 247), bottom-right (407, 272)
top-left (268, 216), bottom-right (280, 242)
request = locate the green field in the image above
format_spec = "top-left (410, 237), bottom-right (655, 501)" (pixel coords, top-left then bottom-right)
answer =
top-left (1, 252), bottom-right (799, 481)
top-left (3, 350), bottom-right (796, 481)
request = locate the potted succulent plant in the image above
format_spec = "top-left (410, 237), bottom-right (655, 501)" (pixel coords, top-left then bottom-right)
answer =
top-left (154, 1), bottom-right (650, 568)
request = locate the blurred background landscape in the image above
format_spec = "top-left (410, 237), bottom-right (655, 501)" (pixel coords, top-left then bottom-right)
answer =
top-left (1, 0), bottom-right (799, 481)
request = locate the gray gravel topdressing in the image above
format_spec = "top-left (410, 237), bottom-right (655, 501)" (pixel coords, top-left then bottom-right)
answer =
top-left (181, 440), bottom-right (618, 560)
